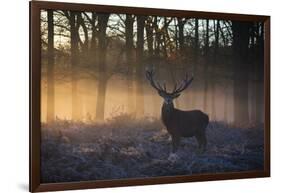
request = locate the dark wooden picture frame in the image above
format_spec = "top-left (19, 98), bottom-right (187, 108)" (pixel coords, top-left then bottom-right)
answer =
top-left (30, 1), bottom-right (270, 192)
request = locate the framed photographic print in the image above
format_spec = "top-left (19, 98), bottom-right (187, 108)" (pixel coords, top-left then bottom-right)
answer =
top-left (29, 1), bottom-right (270, 192)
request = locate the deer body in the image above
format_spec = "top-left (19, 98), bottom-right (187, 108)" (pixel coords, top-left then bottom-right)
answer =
top-left (161, 103), bottom-right (209, 152)
top-left (146, 69), bottom-right (209, 153)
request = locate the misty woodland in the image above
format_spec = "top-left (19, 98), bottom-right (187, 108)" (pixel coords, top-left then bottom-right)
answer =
top-left (40, 9), bottom-right (264, 183)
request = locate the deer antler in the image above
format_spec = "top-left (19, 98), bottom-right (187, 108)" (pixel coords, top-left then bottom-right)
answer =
top-left (172, 73), bottom-right (194, 94)
top-left (145, 69), bottom-right (166, 92)
top-left (146, 69), bottom-right (193, 94)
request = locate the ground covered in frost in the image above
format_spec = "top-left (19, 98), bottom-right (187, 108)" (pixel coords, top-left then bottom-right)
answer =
top-left (41, 114), bottom-right (264, 183)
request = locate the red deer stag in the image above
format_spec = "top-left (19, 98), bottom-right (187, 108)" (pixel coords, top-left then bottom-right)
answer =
top-left (146, 69), bottom-right (209, 153)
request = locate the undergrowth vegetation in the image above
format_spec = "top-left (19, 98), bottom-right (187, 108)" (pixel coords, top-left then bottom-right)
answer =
top-left (41, 114), bottom-right (264, 183)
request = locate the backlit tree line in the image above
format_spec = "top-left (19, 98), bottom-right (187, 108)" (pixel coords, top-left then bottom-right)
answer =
top-left (41, 9), bottom-right (264, 125)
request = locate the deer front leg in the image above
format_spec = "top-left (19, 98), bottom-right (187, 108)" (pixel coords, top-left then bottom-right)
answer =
top-left (168, 135), bottom-right (180, 162)
top-left (171, 135), bottom-right (180, 153)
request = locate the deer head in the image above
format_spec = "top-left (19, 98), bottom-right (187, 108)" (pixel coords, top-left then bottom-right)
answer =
top-left (145, 69), bottom-right (194, 105)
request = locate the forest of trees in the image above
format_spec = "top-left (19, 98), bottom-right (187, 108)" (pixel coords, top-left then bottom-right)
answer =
top-left (40, 10), bottom-right (264, 125)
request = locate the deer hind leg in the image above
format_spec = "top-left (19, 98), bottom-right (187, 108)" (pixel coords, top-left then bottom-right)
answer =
top-left (201, 133), bottom-right (207, 152)
top-left (195, 133), bottom-right (207, 153)
top-left (171, 135), bottom-right (180, 153)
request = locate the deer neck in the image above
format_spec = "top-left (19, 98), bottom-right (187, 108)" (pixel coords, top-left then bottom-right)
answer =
top-left (161, 102), bottom-right (175, 128)
top-left (161, 102), bottom-right (175, 118)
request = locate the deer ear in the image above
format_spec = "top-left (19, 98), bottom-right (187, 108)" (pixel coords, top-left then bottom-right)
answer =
top-left (173, 93), bottom-right (181, 98)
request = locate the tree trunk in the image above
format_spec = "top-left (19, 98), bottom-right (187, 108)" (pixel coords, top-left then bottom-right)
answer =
top-left (214, 20), bottom-right (220, 64)
top-left (125, 14), bottom-right (135, 114)
top-left (194, 19), bottom-right (199, 64)
top-left (91, 12), bottom-right (97, 65)
top-left (211, 20), bottom-right (220, 120)
top-left (191, 19), bottom-right (199, 107)
top-left (135, 16), bottom-right (146, 117)
top-left (177, 18), bottom-right (185, 58)
top-left (203, 19), bottom-right (209, 112)
top-left (146, 17), bottom-right (154, 57)
top-left (46, 10), bottom-right (55, 123)
top-left (77, 13), bottom-right (89, 53)
top-left (70, 12), bottom-right (80, 121)
top-left (255, 22), bottom-right (264, 124)
top-left (162, 18), bottom-right (168, 58)
top-left (232, 21), bottom-right (251, 125)
top-left (174, 18), bottom-right (179, 51)
top-left (153, 16), bottom-right (161, 57)
top-left (145, 16), bottom-right (159, 117)
top-left (95, 13), bottom-right (110, 121)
